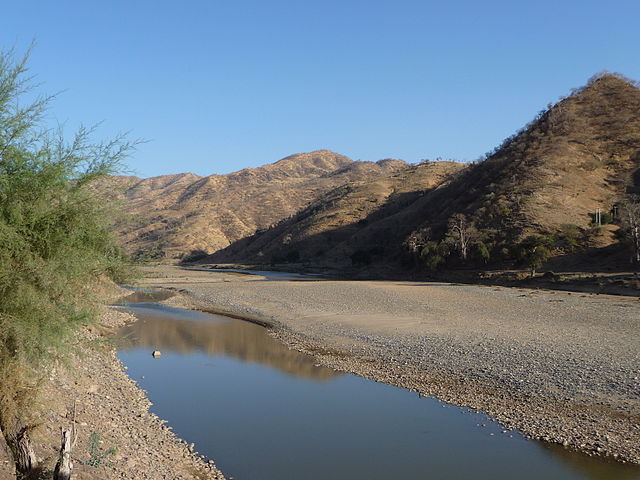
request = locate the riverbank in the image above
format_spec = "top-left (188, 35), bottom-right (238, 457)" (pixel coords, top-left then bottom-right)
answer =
top-left (192, 263), bottom-right (640, 297)
top-left (0, 304), bottom-right (225, 480)
top-left (140, 265), bottom-right (640, 466)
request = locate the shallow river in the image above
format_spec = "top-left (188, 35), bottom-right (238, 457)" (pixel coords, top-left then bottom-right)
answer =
top-left (114, 290), bottom-right (640, 480)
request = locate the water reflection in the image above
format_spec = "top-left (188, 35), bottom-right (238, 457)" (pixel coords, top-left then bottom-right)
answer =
top-left (114, 299), bottom-right (640, 480)
top-left (544, 443), bottom-right (640, 480)
top-left (116, 303), bottom-right (339, 381)
top-left (114, 288), bottom-right (176, 304)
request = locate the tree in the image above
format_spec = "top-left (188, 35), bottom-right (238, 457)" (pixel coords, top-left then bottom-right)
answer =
top-left (0, 47), bottom-right (136, 478)
top-left (420, 240), bottom-right (449, 271)
top-left (404, 227), bottom-right (431, 254)
top-left (515, 235), bottom-right (554, 277)
top-left (473, 241), bottom-right (491, 264)
top-left (621, 195), bottom-right (640, 264)
top-left (447, 214), bottom-right (476, 261)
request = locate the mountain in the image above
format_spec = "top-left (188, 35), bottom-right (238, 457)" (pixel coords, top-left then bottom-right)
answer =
top-left (108, 150), bottom-right (407, 259)
top-left (202, 74), bottom-right (640, 271)
top-left (401, 74), bottom-right (640, 252)
top-left (205, 160), bottom-right (466, 266)
top-left (427, 74), bottom-right (640, 234)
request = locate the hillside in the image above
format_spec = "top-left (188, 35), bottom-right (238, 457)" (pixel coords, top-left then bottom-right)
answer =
top-left (205, 160), bottom-right (466, 266)
top-left (400, 73), bottom-right (640, 267)
top-left (108, 150), bottom-right (407, 259)
top-left (419, 74), bottom-right (640, 235)
top-left (203, 74), bottom-right (640, 272)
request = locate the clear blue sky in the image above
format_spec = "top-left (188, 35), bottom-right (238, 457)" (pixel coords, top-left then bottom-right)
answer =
top-left (3, 1), bottom-right (639, 177)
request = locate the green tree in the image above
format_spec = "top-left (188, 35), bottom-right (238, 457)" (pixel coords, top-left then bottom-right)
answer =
top-left (473, 241), bottom-right (491, 264)
top-left (420, 241), bottom-right (448, 270)
top-left (0, 47), bottom-right (136, 477)
top-left (557, 224), bottom-right (582, 250)
top-left (515, 235), bottom-right (554, 277)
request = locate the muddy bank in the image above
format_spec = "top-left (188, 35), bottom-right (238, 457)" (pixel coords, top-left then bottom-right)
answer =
top-left (140, 265), bottom-right (640, 467)
top-left (0, 306), bottom-right (224, 480)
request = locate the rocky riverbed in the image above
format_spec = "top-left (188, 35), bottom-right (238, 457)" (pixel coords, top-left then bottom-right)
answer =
top-left (0, 305), bottom-right (224, 480)
top-left (140, 265), bottom-right (640, 466)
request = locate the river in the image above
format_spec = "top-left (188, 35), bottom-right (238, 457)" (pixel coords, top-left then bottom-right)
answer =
top-left (114, 289), bottom-right (640, 480)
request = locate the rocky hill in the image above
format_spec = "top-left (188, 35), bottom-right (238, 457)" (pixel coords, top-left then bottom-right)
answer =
top-left (205, 160), bottom-right (466, 267)
top-left (202, 74), bottom-right (640, 272)
top-left (108, 150), bottom-right (407, 259)
top-left (401, 73), bottom-right (640, 265)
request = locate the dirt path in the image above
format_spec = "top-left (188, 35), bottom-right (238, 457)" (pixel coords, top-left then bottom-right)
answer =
top-left (141, 265), bottom-right (640, 465)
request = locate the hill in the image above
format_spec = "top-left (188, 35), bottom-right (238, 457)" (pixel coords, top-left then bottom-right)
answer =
top-left (205, 160), bottom-right (466, 267)
top-left (401, 73), bottom-right (640, 269)
top-left (108, 150), bottom-right (407, 259)
top-left (202, 74), bottom-right (640, 273)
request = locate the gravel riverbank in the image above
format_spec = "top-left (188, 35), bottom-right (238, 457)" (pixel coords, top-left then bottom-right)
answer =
top-left (0, 305), bottom-right (225, 480)
top-left (141, 265), bottom-right (640, 466)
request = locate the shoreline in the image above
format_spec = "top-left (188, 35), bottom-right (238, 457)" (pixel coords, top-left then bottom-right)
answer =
top-left (142, 265), bottom-right (640, 467)
top-left (0, 305), bottom-right (225, 480)
top-left (191, 263), bottom-right (640, 298)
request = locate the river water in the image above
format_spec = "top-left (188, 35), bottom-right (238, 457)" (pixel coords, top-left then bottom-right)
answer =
top-left (114, 290), bottom-right (640, 480)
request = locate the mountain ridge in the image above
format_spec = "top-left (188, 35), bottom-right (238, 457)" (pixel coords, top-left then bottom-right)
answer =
top-left (107, 150), bottom-right (408, 259)
top-left (200, 74), bottom-right (640, 272)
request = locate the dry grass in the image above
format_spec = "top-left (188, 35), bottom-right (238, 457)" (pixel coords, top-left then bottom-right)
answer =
top-left (104, 151), bottom-right (407, 260)
top-left (208, 75), bottom-right (640, 273)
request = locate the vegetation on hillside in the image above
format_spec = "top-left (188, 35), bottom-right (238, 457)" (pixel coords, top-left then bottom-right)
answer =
top-left (193, 73), bottom-right (640, 276)
top-left (621, 195), bottom-right (640, 263)
top-left (403, 72), bottom-right (640, 274)
top-left (203, 160), bottom-right (466, 267)
top-left (0, 47), bottom-right (135, 478)
top-left (107, 152), bottom-right (407, 260)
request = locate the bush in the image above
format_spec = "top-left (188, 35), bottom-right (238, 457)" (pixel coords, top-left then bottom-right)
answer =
top-left (420, 241), bottom-right (448, 270)
top-left (514, 235), bottom-right (554, 275)
top-left (0, 47), bottom-right (136, 475)
top-left (180, 249), bottom-right (208, 264)
top-left (557, 224), bottom-right (582, 250)
top-left (590, 211), bottom-right (614, 225)
top-left (132, 246), bottom-right (166, 262)
top-left (473, 241), bottom-right (491, 264)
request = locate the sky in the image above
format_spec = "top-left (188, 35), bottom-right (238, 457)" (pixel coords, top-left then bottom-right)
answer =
top-left (2, 0), bottom-right (639, 177)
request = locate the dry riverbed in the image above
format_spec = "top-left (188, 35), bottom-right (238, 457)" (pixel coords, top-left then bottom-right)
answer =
top-left (141, 265), bottom-right (640, 466)
top-left (0, 304), bottom-right (224, 480)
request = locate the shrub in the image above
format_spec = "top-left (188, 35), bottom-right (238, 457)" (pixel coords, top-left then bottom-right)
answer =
top-left (420, 241), bottom-right (448, 271)
top-left (0, 47), bottom-right (136, 476)
top-left (590, 211), bottom-right (614, 225)
top-left (132, 246), bottom-right (166, 262)
top-left (557, 224), bottom-right (582, 250)
top-left (473, 241), bottom-right (491, 264)
top-left (514, 235), bottom-right (554, 275)
top-left (180, 249), bottom-right (208, 264)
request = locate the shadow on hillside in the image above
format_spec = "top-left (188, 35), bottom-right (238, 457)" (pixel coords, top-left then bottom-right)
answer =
top-left (192, 147), bottom-right (640, 282)
top-left (545, 244), bottom-right (638, 274)
top-left (201, 185), bottom-right (458, 272)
